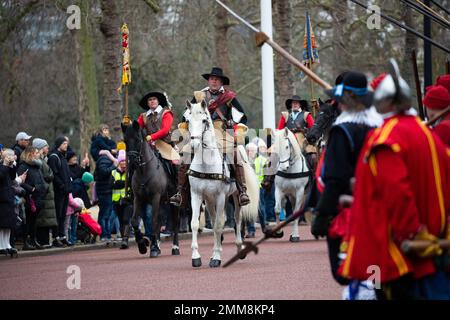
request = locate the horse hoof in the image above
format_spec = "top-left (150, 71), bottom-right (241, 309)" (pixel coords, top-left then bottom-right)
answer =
top-left (289, 236), bottom-right (300, 243)
top-left (209, 259), bottom-right (221, 268)
top-left (273, 230), bottom-right (284, 239)
top-left (192, 258), bottom-right (202, 267)
top-left (143, 237), bottom-right (150, 247)
top-left (120, 243), bottom-right (129, 250)
top-left (239, 253), bottom-right (247, 260)
top-left (137, 241), bottom-right (148, 254)
top-left (172, 248), bottom-right (180, 255)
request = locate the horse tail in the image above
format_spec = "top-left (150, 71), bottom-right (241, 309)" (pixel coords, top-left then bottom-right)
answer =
top-left (237, 145), bottom-right (259, 223)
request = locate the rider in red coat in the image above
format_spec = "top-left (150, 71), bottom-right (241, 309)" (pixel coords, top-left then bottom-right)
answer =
top-left (137, 91), bottom-right (173, 144)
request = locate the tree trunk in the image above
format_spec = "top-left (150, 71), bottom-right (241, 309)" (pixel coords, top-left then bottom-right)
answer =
top-left (100, 0), bottom-right (122, 141)
top-left (274, 0), bottom-right (292, 115)
top-left (73, 0), bottom-right (100, 157)
top-left (215, 0), bottom-right (231, 81)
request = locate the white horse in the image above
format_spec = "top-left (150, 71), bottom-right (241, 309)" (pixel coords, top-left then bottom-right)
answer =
top-left (270, 128), bottom-right (310, 242)
top-left (184, 97), bottom-right (259, 268)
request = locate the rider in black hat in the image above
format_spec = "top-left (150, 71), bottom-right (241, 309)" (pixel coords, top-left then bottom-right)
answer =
top-left (277, 95), bottom-right (314, 133)
top-left (170, 67), bottom-right (250, 207)
top-left (137, 91), bottom-right (173, 145)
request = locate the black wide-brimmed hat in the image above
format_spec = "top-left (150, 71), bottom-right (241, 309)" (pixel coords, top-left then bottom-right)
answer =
top-left (139, 91), bottom-right (168, 110)
top-left (285, 95), bottom-right (308, 110)
top-left (202, 67), bottom-right (230, 85)
top-left (325, 71), bottom-right (373, 108)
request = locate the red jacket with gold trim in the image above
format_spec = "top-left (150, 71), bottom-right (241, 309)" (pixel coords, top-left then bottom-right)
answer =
top-left (339, 114), bottom-right (450, 282)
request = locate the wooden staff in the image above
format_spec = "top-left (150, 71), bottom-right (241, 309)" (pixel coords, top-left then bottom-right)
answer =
top-left (215, 0), bottom-right (332, 90)
top-left (223, 206), bottom-right (306, 268)
top-left (425, 106), bottom-right (450, 127)
top-left (401, 239), bottom-right (450, 254)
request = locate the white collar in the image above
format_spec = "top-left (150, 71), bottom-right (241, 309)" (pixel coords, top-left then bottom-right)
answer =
top-left (380, 107), bottom-right (418, 120)
top-left (202, 86), bottom-right (225, 94)
top-left (146, 105), bottom-right (163, 116)
top-left (333, 106), bottom-right (383, 128)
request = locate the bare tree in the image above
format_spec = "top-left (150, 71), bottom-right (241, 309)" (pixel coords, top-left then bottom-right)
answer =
top-left (215, 0), bottom-right (231, 79)
top-left (274, 0), bottom-right (293, 114)
top-left (100, 0), bottom-right (122, 141)
top-left (73, 0), bottom-right (100, 156)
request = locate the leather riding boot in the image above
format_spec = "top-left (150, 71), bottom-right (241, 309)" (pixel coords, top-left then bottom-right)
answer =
top-left (233, 164), bottom-right (250, 206)
top-left (170, 163), bottom-right (189, 207)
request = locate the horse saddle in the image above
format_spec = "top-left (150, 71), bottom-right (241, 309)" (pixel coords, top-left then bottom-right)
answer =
top-left (155, 140), bottom-right (180, 161)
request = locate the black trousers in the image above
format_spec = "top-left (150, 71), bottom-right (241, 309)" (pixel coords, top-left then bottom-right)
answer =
top-left (113, 202), bottom-right (133, 231)
top-left (54, 192), bottom-right (69, 238)
top-left (36, 227), bottom-right (51, 245)
top-left (25, 208), bottom-right (40, 240)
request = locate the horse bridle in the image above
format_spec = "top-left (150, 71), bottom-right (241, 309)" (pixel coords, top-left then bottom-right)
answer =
top-left (189, 115), bottom-right (216, 149)
top-left (279, 138), bottom-right (297, 167)
top-left (127, 133), bottom-right (153, 168)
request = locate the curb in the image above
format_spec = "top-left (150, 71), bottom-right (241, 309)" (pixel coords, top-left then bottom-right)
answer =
top-left (0, 227), bottom-right (238, 260)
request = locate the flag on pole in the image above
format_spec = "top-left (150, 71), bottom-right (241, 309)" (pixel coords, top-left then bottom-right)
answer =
top-left (121, 23), bottom-right (131, 86)
top-left (302, 12), bottom-right (319, 66)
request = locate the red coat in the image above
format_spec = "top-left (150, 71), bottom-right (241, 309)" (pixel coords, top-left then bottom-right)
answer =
top-left (339, 114), bottom-right (450, 282)
top-left (137, 111), bottom-right (173, 141)
top-left (433, 115), bottom-right (450, 148)
top-left (277, 113), bottom-right (314, 130)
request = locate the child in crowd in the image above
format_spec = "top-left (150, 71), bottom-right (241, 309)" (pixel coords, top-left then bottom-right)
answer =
top-left (90, 124), bottom-right (117, 161)
top-left (65, 194), bottom-right (84, 245)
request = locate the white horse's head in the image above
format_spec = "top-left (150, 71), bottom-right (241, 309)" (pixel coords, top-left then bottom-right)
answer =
top-left (185, 96), bottom-right (211, 151)
top-left (273, 128), bottom-right (301, 172)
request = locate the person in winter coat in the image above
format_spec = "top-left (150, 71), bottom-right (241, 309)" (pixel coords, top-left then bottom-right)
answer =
top-left (47, 136), bottom-right (72, 247)
top-left (17, 147), bottom-right (49, 250)
top-left (94, 149), bottom-right (118, 242)
top-left (67, 150), bottom-right (90, 181)
top-left (72, 172), bottom-right (94, 210)
top-left (11, 132), bottom-right (32, 164)
top-left (33, 138), bottom-right (58, 247)
top-left (0, 149), bottom-right (26, 257)
top-left (90, 124), bottom-right (117, 162)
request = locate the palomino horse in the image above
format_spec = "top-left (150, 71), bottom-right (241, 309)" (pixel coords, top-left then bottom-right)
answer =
top-left (184, 98), bottom-right (259, 268)
top-left (122, 121), bottom-right (180, 257)
top-left (270, 128), bottom-right (310, 241)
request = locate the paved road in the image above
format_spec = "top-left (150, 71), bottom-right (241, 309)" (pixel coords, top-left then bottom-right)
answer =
top-left (0, 225), bottom-right (341, 300)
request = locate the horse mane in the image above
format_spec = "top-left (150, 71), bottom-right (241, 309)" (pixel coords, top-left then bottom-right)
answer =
top-left (194, 91), bottom-right (205, 103)
top-left (286, 130), bottom-right (302, 156)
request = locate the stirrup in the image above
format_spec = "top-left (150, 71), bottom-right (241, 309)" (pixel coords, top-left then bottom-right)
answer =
top-left (238, 193), bottom-right (250, 206)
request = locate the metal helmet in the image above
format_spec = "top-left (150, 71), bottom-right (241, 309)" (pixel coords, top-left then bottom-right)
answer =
top-left (373, 59), bottom-right (412, 112)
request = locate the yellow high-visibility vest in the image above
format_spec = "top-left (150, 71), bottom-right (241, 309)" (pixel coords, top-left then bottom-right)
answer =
top-left (112, 169), bottom-right (126, 202)
top-left (254, 155), bottom-right (267, 186)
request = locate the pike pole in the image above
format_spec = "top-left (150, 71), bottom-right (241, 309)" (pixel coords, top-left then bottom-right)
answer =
top-left (215, 0), bottom-right (332, 91)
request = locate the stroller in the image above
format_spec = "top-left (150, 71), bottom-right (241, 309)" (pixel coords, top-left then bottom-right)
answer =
top-left (77, 209), bottom-right (102, 244)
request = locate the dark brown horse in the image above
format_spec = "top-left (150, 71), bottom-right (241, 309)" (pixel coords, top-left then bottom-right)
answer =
top-left (122, 121), bottom-right (180, 257)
